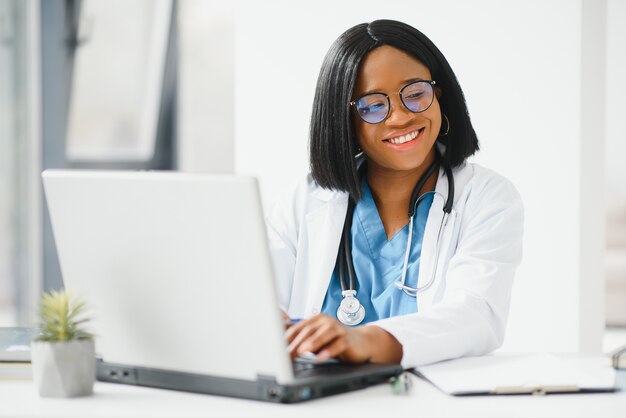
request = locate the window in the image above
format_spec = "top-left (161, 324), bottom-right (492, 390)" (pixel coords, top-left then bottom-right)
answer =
top-left (0, 0), bottom-right (39, 326)
top-left (65, 0), bottom-right (173, 162)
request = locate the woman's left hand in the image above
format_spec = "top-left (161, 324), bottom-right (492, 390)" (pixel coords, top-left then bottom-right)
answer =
top-left (285, 314), bottom-right (402, 364)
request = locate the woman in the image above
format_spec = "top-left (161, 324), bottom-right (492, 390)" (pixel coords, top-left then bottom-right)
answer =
top-left (266, 20), bottom-right (524, 368)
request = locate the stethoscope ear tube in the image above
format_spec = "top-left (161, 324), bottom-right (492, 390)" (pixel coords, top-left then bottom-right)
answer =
top-left (338, 199), bottom-right (356, 293)
top-left (443, 164), bottom-right (454, 214)
top-left (343, 199), bottom-right (357, 291)
top-left (408, 157), bottom-right (440, 218)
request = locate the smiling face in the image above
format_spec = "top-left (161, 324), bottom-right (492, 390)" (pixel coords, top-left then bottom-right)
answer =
top-left (352, 45), bottom-right (441, 176)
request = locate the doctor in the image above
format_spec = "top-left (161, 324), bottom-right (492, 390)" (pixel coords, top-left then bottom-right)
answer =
top-left (267, 20), bottom-right (524, 368)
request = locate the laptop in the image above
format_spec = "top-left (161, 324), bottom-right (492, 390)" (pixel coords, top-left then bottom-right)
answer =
top-left (42, 170), bottom-right (402, 403)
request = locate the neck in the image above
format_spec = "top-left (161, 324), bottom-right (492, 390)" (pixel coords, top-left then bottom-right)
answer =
top-left (366, 149), bottom-right (438, 212)
top-left (365, 149), bottom-right (438, 240)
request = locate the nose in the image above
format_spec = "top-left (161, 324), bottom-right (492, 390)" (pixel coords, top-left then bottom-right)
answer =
top-left (385, 93), bottom-right (413, 126)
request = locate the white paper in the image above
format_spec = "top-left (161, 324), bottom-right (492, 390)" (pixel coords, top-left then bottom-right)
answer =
top-left (416, 353), bottom-right (616, 395)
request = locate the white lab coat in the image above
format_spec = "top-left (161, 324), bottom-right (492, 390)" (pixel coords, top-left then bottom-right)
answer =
top-left (265, 162), bottom-right (524, 368)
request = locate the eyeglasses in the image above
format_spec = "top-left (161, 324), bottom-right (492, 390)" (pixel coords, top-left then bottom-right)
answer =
top-left (350, 80), bottom-right (437, 124)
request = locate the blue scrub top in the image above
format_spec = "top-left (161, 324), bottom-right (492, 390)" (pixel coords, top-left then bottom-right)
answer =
top-left (321, 178), bottom-right (434, 325)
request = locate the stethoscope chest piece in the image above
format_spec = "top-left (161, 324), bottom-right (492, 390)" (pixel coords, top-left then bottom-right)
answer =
top-left (337, 290), bottom-right (365, 326)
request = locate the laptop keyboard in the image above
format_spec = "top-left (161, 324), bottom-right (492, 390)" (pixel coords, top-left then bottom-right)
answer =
top-left (292, 358), bottom-right (355, 378)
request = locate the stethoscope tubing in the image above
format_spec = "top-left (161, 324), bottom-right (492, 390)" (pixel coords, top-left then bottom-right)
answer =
top-left (395, 207), bottom-right (449, 297)
top-left (338, 158), bottom-right (454, 298)
top-left (394, 163), bottom-right (454, 296)
top-left (335, 154), bottom-right (454, 325)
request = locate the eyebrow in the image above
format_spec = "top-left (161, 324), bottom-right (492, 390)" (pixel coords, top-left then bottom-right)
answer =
top-left (357, 77), bottom-right (426, 96)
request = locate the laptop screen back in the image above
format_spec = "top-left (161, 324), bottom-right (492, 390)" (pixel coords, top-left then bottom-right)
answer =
top-left (42, 170), bottom-right (293, 384)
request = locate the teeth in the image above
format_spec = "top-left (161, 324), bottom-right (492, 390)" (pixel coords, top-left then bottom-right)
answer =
top-left (388, 129), bottom-right (420, 144)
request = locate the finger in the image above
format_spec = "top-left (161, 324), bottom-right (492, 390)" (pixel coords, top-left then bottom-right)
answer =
top-left (287, 324), bottom-right (319, 357)
top-left (286, 315), bottom-right (336, 358)
top-left (316, 337), bottom-right (349, 362)
top-left (284, 318), bottom-right (302, 331)
top-left (284, 314), bottom-right (326, 344)
top-left (297, 321), bottom-right (342, 355)
top-left (280, 310), bottom-right (292, 331)
top-left (285, 317), bottom-right (313, 344)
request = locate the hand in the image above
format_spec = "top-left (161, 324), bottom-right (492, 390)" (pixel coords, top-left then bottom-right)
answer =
top-left (286, 314), bottom-right (369, 363)
top-left (285, 314), bottom-right (402, 364)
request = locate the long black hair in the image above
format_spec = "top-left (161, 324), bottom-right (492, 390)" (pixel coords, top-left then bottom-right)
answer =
top-left (309, 19), bottom-right (479, 201)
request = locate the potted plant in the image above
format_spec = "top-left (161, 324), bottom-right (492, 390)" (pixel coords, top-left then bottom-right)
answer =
top-left (31, 290), bottom-right (95, 397)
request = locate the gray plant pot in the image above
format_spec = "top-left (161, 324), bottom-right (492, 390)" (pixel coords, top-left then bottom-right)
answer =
top-left (31, 339), bottom-right (96, 397)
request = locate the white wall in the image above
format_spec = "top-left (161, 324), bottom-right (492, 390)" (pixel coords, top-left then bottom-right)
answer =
top-left (177, 0), bottom-right (234, 173)
top-left (579, 0), bottom-right (606, 352)
top-left (607, 0), bottom-right (626, 202)
top-left (605, 0), bottom-right (626, 326)
top-left (232, 0), bottom-right (606, 353)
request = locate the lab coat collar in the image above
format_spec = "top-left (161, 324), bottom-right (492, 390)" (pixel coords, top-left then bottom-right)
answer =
top-left (434, 166), bottom-right (450, 202)
top-left (435, 161), bottom-right (471, 210)
top-left (310, 186), bottom-right (344, 203)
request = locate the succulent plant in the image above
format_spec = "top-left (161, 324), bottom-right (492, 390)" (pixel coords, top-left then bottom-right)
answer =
top-left (36, 290), bottom-right (93, 342)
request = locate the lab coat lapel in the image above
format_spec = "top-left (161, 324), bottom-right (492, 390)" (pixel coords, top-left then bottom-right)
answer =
top-left (417, 168), bottom-right (458, 310)
top-left (302, 193), bottom-right (347, 317)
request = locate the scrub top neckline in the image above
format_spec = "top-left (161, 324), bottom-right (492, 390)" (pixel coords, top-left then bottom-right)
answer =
top-left (357, 179), bottom-right (407, 246)
top-left (357, 178), bottom-right (436, 242)
top-left (356, 179), bottom-right (435, 261)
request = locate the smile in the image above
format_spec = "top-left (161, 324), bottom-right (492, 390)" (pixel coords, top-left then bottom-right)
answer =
top-left (383, 128), bottom-right (424, 145)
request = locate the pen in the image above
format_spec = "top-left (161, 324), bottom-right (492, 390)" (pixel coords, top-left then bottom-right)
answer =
top-left (285, 318), bottom-right (303, 325)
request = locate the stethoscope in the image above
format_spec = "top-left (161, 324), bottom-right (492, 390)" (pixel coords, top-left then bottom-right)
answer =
top-left (336, 153), bottom-right (455, 326)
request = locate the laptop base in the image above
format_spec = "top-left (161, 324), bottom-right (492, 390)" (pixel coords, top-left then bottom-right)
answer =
top-left (97, 359), bottom-right (403, 403)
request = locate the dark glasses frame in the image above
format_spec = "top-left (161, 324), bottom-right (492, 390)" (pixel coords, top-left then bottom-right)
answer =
top-left (349, 80), bottom-right (437, 124)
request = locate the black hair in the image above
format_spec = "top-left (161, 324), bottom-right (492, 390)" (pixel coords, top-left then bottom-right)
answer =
top-left (309, 19), bottom-right (479, 201)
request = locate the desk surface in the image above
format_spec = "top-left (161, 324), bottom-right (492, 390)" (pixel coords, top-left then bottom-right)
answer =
top-left (2, 370), bottom-right (625, 418)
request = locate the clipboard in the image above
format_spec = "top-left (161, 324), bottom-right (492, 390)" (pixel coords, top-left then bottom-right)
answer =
top-left (611, 345), bottom-right (626, 369)
top-left (414, 353), bottom-right (617, 396)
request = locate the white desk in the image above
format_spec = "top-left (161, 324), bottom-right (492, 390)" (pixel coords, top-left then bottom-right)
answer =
top-left (2, 370), bottom-right (625, 418)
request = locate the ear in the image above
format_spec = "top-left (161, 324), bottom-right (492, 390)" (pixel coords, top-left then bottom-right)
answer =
top-left (434, 85), bottom-right (443, 100)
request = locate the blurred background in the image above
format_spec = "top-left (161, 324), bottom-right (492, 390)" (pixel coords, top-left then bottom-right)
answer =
top-left (0, 0), bottom-right (624, 354)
